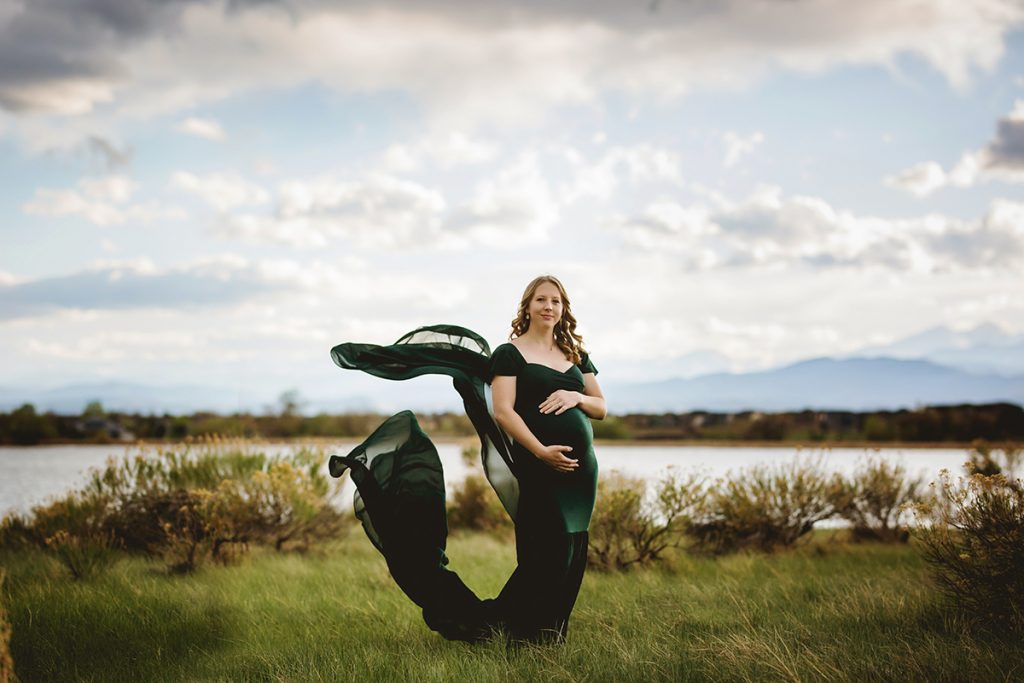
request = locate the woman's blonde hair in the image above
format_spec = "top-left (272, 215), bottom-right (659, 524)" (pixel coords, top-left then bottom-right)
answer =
top-left (509, 275), bottom-right (587, 364)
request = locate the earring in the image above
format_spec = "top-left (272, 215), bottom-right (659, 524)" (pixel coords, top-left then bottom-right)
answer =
top-left (526, 314), bottom-right (530, 319)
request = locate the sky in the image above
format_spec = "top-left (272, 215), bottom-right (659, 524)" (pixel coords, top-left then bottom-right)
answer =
top-left (1, 0), bottom-right (1023, 408)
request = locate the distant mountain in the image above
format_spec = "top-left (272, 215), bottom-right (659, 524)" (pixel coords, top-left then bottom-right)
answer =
top-left (610, 349), bottom-right (731, 382)
top-left (0, 377), bottom-right (464, 415)
top-left (847, 323), bottom-right (1024, 376)
top-left (4, 354), bottom-right (1022, 416)
top-left (0, 381), bottom-right (251, 415)
top-left (605, 357), bottom-right (1024, 412)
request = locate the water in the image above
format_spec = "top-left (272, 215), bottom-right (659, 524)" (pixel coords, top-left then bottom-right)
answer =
top-left (0, 442), bottom-right (973, 516)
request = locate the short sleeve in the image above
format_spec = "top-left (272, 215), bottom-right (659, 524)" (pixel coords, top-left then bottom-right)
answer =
top-left (577, 351), bottom-right (598, 375)
top-left (489, 343), bottom-right (524, 380)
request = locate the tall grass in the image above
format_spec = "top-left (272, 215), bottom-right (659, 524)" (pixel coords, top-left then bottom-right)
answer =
top-left (1, 532), bottom-right (1021, 682)
top-left (2, 440), bottom-right (1021, 680)
top-left (0, 571), bottom-right (12, 683)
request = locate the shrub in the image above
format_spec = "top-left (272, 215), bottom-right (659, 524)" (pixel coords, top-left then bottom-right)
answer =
top-left (0, 438), bottom-right (349, 573)
top-left (44, 528), bottom-right (121, 580)
top-left (833, 457), bottom-right (924, 542)
top-left (589, 470), bottom-right (709, 570)
top-left (212, 461), bottom-right (348, 553)
top-left (964, 441), bottom-right (1022, 481)
top-left (591, 415), bottom-right (632, 440)
top-left (912, 470), bottom-right (1024, 632)
top-left (688, 458), bottom-right (842, 554)
top-left (0, 488), bottom-right (112, 550)
top-left (0, 571), bottom-right (13, 683)
top-left (104, 488), bottom-right (201, 554)
top-left (158, 489), bottom-right (214, 573)
top-left (447, 474), bottom-right (512, 533)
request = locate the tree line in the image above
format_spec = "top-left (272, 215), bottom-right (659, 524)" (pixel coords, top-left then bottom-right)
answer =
top-left (1, 400), bottom-right (1021, 445)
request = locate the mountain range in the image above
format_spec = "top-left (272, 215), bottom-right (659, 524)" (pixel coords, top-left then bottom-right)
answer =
top-left (2, 324), bottom-right (1021, 414)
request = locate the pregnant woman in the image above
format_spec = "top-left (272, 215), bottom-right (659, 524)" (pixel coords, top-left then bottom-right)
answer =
top-left (328, 274), bottom-right (605, 645)
top-left (487, 275), bottom-right (605, 641)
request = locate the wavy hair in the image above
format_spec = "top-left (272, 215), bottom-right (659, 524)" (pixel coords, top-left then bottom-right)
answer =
top-left (509, 275), bottom-right (587, 364)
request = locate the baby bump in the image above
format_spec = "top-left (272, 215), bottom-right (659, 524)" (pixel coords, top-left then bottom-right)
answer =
top-left (527, 408), bottom-right (594, 457)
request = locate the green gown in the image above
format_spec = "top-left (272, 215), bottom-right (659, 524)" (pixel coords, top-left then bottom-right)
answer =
top-left (328, 325), bottom-right (599, 643)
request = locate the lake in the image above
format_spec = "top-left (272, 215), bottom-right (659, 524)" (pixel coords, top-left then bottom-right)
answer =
top-left (0, 442), bottom-right (974, 517)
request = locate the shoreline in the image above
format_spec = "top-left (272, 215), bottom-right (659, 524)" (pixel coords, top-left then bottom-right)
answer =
top-left (3, 437), bottom-right (1019, 450)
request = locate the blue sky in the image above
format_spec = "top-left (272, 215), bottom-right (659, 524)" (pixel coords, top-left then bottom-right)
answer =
top-left (1, 0), bottom-right (1023, 407)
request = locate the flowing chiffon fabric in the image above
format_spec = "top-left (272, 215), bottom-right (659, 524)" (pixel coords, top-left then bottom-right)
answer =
top-left (328, 325), bottom-right (593, 643)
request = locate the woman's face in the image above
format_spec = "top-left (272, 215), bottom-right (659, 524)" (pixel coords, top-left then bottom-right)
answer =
top-left (527, 281), bottom-right (564, 329)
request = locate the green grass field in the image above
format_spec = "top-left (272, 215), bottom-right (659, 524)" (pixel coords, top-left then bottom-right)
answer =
top-left (2, 530), bottom-right (1021, 682)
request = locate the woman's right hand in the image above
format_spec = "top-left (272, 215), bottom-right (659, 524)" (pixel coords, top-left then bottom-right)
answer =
top-left (533, 444), bottom-right (578, 473)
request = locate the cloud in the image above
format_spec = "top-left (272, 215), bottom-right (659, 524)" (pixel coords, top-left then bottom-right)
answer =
top-left (442, 151), bottom-right (557, 246)
top-left (216, 172), bottom-right (447, 248)
top-left (22, 175), bottom-right (187, 226)
top-left (558, 143), bottom-right (684, 201)
top-left (380, 131), bottom-right (498, 172)
top-left (171, 171), bottom-right (270, 211)
top-left (0, 255), bottom-right (290, 320)
top-left (882, 160), bottom-right (950, 197)
top-left (1, 0), bottom-right (1020, 127)
top-left (886, 99), bottom-right (1024, 196)
top-left (985, 98), bottom-right (1024, 170)
top-left (87, 135), bottom-right (132, 170)
top-left (721, 130), bottom-right (764, 168)
top-left (605, 186), bottom-right (1024, 273)
top-left (210, 153), bottom-right (564, 249)
top-left (176, 116), bottom-right (226, 141)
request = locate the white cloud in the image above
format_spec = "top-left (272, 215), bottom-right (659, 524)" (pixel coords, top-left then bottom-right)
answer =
top-left (171, 171), bottom-right (270, 212)
top-left (886, 99), bottom-right (1024, 196)
top-left (1, 0), bottom-right (1021, 130)
top-left (176, 116), bottom-right (226, 141)
top-left (883, 161), bottom-right (949, 197)
top-left (78, 175), bottom-right (137, 203)
top-left (22, 175), bottom-right (186, 226)
top-left (212, 155), bottom-right (566, 250)
top-left (605, 187), bottom-right (1024, 273)
top-left (443, 151), bottom-right (557, 246)
top-left (559, 143), bottom-right (684, 202)
top-left (217, 173), bottom-right (447, 248)
top-left (380, 131), bottom-right (498, 172)
top-left (721, 130), bottom-right (764, 168)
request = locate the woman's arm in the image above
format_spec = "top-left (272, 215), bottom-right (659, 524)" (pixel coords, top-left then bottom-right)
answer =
top-left (576, 374), bottom-right (607, 419)
top-left (492, 374), bottom-right (579, 472)
top-left (539, 373), bottom-right (607, 420)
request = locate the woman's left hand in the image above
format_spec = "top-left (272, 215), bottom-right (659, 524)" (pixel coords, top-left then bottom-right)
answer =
top-left (539, 390), bottom-right (582, 415)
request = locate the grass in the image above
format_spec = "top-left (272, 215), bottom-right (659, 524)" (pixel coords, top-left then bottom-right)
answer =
top-left (2, 531), bottom-right (1022, 682)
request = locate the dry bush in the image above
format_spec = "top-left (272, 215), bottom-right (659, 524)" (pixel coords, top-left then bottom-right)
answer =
top-left (158, 490), bottom-right (214, 573)
top-left (1, 439), bottom-right (348, 574)
top-left (43, 528), bottom-right (122, 580)
top-left (589, 470), bottom-right (709, 570)
top-left (964, 441), bottom-right (1022, 481)
top-left (105, 488), bottom-right (205, 553)
top-left (833, 457), bottom-right (924, 543)
top-left (0, 489), bottom-right (111, 550)
top-left (912, 469), bottom-right (1024, 632)
top-left (206, 461), bottom-right (348, 553)
top-left (447, 474), bottom-right (512, 533)
top-left (688, 458), bottom-right (842, 554)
